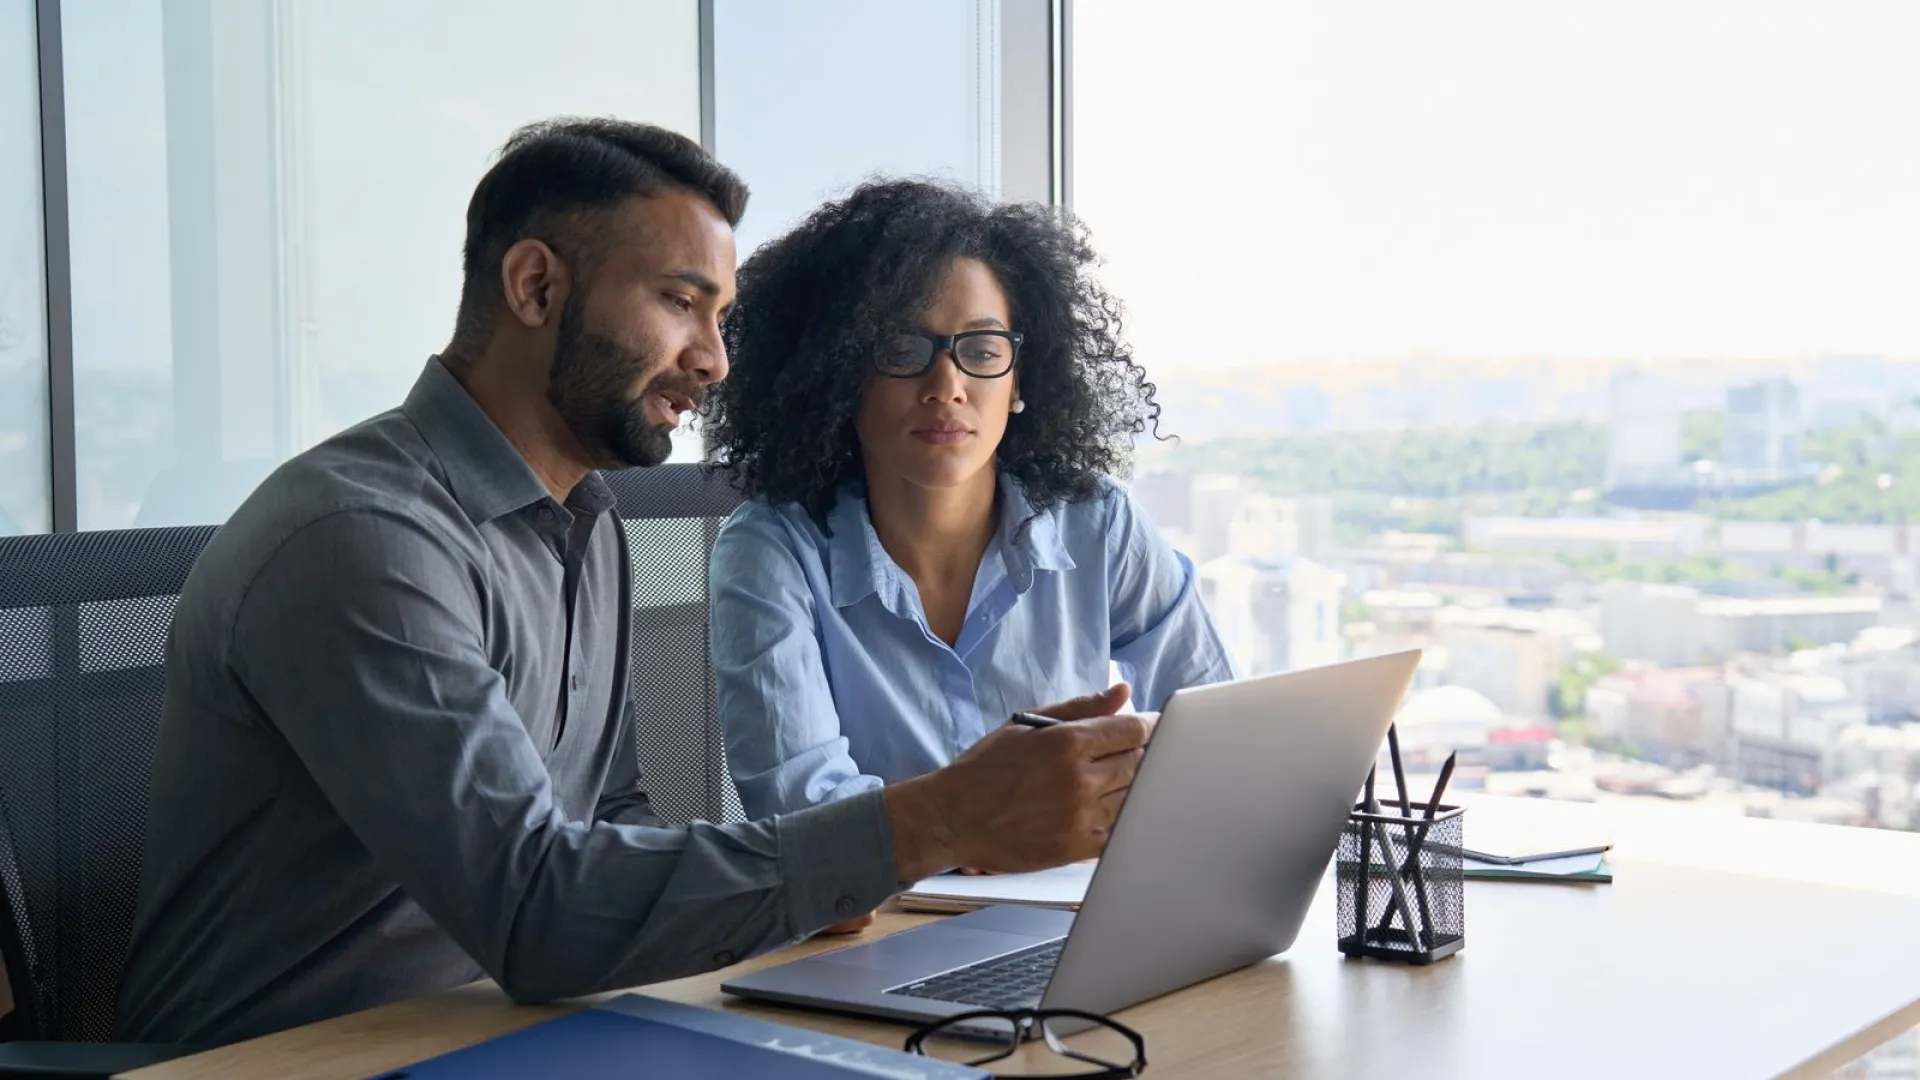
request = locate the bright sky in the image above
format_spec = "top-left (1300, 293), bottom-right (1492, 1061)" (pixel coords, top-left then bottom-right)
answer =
top-left (1072, 0), bottom-right (1920, 370)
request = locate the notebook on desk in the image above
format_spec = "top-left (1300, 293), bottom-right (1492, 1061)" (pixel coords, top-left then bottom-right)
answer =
top-left (896, 862), bottom-right (1096, 913)
top-left (1459, 809), bottom-right (1613, 865)
top-left (361, 993), bottom-right (985, 1079)
top-left (1464, 851), bottom-right (1613, 883)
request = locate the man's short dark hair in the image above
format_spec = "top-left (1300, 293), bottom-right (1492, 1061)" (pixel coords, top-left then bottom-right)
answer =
top-left (452, 117), bottom-right (749, 346)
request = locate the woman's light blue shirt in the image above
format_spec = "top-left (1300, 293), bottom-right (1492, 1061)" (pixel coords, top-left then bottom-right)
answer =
top-left (709, 475), bottom-right (1237, 819)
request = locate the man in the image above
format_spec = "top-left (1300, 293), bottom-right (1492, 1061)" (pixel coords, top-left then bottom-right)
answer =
top-left (114, 119), bottom-right (1150, 1046)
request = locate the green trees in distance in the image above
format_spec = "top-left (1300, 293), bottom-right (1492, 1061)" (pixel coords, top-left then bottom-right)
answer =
top-left (1142, 416), bottom-right (1920, 527)
top-left (1147, 421), bottom-right (1606, 501)
top-left (1554, 650), bottom-right (1622, 718)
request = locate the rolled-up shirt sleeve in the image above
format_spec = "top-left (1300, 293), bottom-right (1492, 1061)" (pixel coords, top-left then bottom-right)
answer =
top-left (1105, 486), bottom-right (1239, 709)
top-left (228, 507), bottom-right (900, 1003)
top-left (709, 513), bottom-right (883, 819)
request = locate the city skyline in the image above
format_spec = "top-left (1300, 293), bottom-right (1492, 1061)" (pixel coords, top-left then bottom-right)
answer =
top-left (1133, 352), bottom-right (1920, 447)
top-left (1124, 348), bottom-right (1920, 840)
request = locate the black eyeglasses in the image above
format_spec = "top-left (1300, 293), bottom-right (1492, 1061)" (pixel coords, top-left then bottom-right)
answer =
top-left (903, 1008), bottom-right (1146, 1078)
top-left (874, 329), bottom-right (1024, 379)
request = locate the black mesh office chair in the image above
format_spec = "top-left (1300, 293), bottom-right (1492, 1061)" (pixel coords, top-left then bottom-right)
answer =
top-left (0, 467), bottom-right (741, 1075)
top-left (605, 463), bottom-right (748, 825)
top-left (0, 527), bottom-right (214, 1078)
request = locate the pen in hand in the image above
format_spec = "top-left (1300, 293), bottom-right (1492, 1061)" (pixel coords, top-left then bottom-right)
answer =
top-left (1010, 712), bottom-right (1060, 729)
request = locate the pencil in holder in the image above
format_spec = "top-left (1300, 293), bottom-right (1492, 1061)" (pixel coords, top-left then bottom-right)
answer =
top-left (1336, 803), bottom-right (1465, 964)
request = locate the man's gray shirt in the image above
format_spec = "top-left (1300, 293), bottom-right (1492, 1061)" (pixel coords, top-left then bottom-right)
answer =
top-left (115, 360), bottom-right (899, 1046)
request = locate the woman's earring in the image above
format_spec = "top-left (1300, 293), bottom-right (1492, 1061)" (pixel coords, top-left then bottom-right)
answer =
top-left (1010, 399), bottom-right (1026, 414)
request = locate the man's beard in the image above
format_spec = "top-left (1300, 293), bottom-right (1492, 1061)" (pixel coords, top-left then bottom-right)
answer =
top-left (546, 293), bottom-right (699, 469)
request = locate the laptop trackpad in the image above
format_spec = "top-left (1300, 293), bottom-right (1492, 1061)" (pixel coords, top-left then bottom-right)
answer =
top-left (807, 924), bottom-right (1049, 981)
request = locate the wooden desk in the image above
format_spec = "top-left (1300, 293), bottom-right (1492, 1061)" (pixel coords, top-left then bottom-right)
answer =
top-left (122, 857), bottom-right (1920, 1080)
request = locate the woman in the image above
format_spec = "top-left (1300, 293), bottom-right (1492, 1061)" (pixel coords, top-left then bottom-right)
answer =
top-left (704, 179), bottom-right (1234, 826)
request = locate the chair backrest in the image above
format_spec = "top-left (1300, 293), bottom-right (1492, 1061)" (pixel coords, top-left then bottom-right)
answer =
top-left (0, 526), bottom-right (217, 1042)
top-left (604, 464), bottom-right (747, 825)
top-left (0, 470), bottom-right (743, 1037)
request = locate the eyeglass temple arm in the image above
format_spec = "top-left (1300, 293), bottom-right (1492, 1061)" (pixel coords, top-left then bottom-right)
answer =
top-left (1038, 1014), bottom-right (1145, 1074)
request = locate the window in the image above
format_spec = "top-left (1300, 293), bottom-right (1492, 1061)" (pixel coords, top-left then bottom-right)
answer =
top-left (0, 0), bottom-right (49, 537)
top-left (711, 0), bottom-right (1003, 254)
top-left (60, 0), bottom-right (701, 529)
top-left (1077, 0), bottom-right (1920, 833)
top-left (23, 0), bottom-right (1026, 530)
top-left (686, 0), bottom-right (1006, 461)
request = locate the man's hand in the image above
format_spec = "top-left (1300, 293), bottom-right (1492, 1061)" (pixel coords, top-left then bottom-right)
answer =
top-left (1023, 682), bottom-right (1137, 723)
top-left (818, 911), bottom-right (877, 935)
top-left (884, 684), bottom-right (1152, 882)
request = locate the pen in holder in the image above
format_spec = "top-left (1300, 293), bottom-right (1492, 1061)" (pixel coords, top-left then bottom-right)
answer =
top-left (1336, 801), bottom-right (1465, 964)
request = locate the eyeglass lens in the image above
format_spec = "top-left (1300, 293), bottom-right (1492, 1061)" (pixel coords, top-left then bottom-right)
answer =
top-left (907, 1010), bottom-right (1143, 1077)
top-left (876, 331), bottom-right (1017, 377)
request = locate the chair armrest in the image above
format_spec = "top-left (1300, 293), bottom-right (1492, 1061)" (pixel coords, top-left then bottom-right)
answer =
top-left (0, 1041), bottom-right (202, 1079)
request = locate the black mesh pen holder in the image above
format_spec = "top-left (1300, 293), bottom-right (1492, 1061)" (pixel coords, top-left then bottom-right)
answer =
top-left (1336, 803), bottom-right (1465, 964)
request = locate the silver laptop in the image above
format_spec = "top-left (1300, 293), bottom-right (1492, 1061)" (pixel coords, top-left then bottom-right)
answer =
top-left (721, 649), bottom-right (1421, 1028)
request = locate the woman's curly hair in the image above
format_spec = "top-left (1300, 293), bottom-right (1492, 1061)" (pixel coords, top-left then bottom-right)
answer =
top-left (702, 178), bottom-right (1162, 527)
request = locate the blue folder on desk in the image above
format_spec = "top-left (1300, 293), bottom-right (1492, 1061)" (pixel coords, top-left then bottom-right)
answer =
top-left (365, 993), bottom-right (986, 1079)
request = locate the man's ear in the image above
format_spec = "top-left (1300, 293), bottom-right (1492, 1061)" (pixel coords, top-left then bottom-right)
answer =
top-left (499, 239), bottom-right (570, 329)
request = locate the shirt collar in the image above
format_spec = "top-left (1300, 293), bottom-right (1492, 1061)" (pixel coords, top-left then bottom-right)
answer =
top-left (565, 470), bottom-right (618, 517)
top-left (402, 357), bottom-right (564, 525)
top-left (822, 474), bottom-right (1076, 610)
top-left (995, 476), bottom-right (1077, 585)
top-left (825, 488), bottom-right (894, 610)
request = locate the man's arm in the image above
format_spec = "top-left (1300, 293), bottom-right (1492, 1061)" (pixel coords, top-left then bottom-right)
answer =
top-left (229, 508), bottom-right (900, 1003)
top-left (592, 723), bottom-right (668, 828)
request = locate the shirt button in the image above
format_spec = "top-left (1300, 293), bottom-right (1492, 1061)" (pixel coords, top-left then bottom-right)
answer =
top-left (713, 950), bottom-right (736, 966)
top-left (834, 895), bottom-right (858, 918)
top-left (536, 506), bottom-right (556, 523)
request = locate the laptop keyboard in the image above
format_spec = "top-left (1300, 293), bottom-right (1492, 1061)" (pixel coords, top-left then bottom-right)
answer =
top-left (891, 939), bottom-right (1065, 1010)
